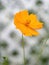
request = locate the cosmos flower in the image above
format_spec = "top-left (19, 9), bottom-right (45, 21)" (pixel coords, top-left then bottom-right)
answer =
top-left (14, 10), bottom-right (43, 36)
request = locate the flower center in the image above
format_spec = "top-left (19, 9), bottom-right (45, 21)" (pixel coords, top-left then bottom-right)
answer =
top-left (25, 20), bottom-right (30, 26)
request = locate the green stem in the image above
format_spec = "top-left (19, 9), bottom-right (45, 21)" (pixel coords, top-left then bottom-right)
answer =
top-left (22, 34), bottom-right (25, 65)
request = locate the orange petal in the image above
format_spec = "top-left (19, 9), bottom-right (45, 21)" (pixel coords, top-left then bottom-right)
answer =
top-left (14, 10), bottom-right (29, 24)
top-left (15, 23), bottom-right (39, 36)
top-left (28, 14), bottom-right (43, 29)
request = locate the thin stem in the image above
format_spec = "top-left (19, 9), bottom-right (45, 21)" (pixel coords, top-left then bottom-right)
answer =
top-left (22, 34), bottom-right (25, 65)
top-left (0, 33), bottom-right (2, 65)
top-left (35, 38), bottom-right (48, 65)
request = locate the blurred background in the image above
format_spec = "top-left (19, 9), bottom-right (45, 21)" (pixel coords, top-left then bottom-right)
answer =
top-left (0, 0), bottom-right (49, 65)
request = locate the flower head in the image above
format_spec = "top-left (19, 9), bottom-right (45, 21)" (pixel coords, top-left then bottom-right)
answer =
top-left (14, 10), bottom-right (43, 36)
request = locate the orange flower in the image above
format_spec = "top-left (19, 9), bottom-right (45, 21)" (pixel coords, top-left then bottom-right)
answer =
top-left (14, 10), bottom-right (43, 36)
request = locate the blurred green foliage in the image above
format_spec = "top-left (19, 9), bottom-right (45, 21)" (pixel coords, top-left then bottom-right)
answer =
top-left (10, 31), bottom-right (16, 38)
top-left (0, 41), bottom-right (8, 48)
top-left (36, 0), bottom-right (43, 6)
top-left (2, 57), bottom-right (10, 65)
top-left (0, 1), bottom-right (5, 11)
top-left (11, 50), bottom-right (19, 56)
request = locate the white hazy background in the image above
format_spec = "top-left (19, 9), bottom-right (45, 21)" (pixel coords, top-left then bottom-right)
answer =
top-left (0, 0), bottom-right (49, 65)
